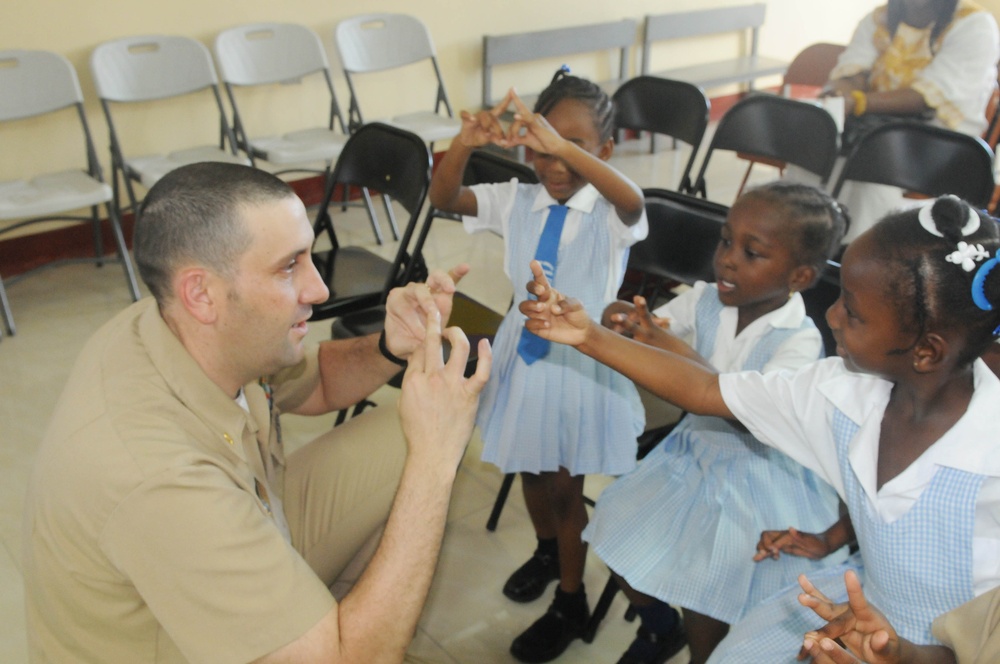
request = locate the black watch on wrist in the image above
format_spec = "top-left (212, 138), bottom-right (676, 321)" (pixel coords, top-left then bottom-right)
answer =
top-left (378, 329), bottom-right (408, 367)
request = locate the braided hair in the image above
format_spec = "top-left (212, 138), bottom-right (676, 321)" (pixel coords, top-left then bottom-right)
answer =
top-left (739, 181), bottom-right (849, 279)
top-left (886, 0), bottom-right (959, 53)
top-left (533, 68), bottom-right (616, 142)
top-left (868, 196), bottom-right (1000, 365)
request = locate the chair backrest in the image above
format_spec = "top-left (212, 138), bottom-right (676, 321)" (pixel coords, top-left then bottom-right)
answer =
top-left (831, 121), bottom-right (995, 208)
top-left (692, 94), bottom-right (840, 198)
top-left (326, 123), bottom-right (431, 292)
top-left (783, 43), bottom-right (846, 89)
top-left (330, 122), bottom-right (431, 215)
top-left (214, 22), bottom-right (329, 86)
top-left (0, 50), bottom-right (83, 121)
top-left (800, 260), bottom-right (841, 358)
top-left (612, 76), bottom-right (710, 192)
top-left (91, 35), bottom-right (219, 102)
top-left (632, 188), bottom-right (726, 289)
top-left (335, 13), bottom-right (435, 73)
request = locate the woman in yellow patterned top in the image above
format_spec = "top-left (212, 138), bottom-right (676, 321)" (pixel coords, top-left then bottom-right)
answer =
top-left (789, 1), bottom-right (1000, 244)
top-left (826, 0), bottom-right (998, 138)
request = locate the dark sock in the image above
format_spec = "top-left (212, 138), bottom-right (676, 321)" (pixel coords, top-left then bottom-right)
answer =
top-left (535, 537), bottom-right (558, 558)
top-left (553, 584), bottom-right (588, 624)
top-left (636, 600), bottom-right (680, 636)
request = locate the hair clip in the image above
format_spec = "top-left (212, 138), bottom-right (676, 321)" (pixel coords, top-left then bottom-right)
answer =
top-left (918, 195), bottom-right (981, 238)
top-left (946, 241), bottom-right (990, 272)
top-left (972, 252), bottom-right (1000, 311)
top-left (559, 64), bottom-right (571, 74)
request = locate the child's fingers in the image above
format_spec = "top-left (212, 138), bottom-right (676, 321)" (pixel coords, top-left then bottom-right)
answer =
top-left (490, 88), bottom-right (516, 117)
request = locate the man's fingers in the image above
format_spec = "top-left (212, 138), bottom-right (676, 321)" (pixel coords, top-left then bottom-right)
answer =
top-left (469, 338), bottom-right (492, 394)
top-left (417, 306), bottom-right (443, 372)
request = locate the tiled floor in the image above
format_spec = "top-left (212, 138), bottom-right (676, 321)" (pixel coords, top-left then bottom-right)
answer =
top-left (0, 133), bottom-right (771, 663)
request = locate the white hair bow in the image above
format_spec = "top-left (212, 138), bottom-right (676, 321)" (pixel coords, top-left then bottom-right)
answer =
top-left (946, 241), bottom-right (990, 272)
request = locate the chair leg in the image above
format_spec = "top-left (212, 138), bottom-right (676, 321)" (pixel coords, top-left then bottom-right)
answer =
top-left (105, 202), bottom-right (141, 301)
top-left (582, 574), bottom-right (622, 643)
top-left (736, 161), bottom-right (754, 199)
top-left (91, 205), bottom-right (105, 267)
top-left (0, 274), bottom-right (14, 336)
top-left (486, 473), bottom-right (516, 531)
top-left (381, 194), bottom-right (401, 241)
top-left (360, 187), bottom-right (384, 245)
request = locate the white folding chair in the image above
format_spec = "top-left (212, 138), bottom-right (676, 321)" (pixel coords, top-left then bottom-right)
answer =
top-left (334, 13), bottom-right (460, 144)
top-left (90, 35), bottom-right (249, 218)
top-left (0, 49), bottom-right (140, 337)
top-left (213, 23), bottom-right (349, 173)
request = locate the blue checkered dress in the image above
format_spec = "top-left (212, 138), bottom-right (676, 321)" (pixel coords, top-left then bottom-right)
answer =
top-left (478, 184), bottom-right (644, 476)
top-left (707, 407), bottom-right (982, 662)
top-left (584, 286), bottom-right (843, 623)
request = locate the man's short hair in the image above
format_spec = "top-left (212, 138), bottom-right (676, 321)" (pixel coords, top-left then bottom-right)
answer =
top-left (134, 162), bottom-right (296, 303)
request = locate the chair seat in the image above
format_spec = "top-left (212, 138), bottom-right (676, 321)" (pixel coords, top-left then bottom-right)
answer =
top-left (249, 127), bottom-right (348, 165)
top-left (387, 111), bottom-right (460, 143)
top-left (0, 171), bottom-right (112, 220)
top-left (130, 146), bottom-right (250, 189)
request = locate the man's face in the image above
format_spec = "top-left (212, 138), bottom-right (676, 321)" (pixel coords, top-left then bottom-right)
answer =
top-left (217, 196), bottom-right (329, 379)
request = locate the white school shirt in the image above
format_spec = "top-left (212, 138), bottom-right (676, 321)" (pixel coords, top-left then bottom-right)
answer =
top-left (464, 181), bottom-right (648, 304)
top-left (720, 358), bottom-right (1000, 596)
top-left (652, 281), bottom-right (823, 373)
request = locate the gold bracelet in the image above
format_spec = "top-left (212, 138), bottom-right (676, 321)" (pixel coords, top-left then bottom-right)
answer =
top-left (850, 90), bottom-right (868, 116)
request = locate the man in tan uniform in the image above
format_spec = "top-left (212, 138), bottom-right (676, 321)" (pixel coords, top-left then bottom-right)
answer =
top-left (22, 162), bottom-right (491, 663)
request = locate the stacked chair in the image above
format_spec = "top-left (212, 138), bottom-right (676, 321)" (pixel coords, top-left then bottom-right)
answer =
top-left (90, 34), bottom-right (249, 219)
top-left (0, 49), bottom-right (140, 337)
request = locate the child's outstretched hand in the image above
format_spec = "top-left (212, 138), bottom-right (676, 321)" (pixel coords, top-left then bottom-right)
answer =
top-left (458, 88), bottom-right (515, 149)
top-left (798, 571), bottom-right (904, 664)
top-left (506, 89), bottom-right (566, 156)
top-left (607, 296), bottom-right (670, 345)
top-left (754, 526), bottom-right (830, 562)
top-left (520, 260), bottom-right (593, 347)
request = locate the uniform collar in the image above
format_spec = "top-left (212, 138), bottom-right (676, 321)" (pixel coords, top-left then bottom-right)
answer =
top-left (137, 299), bottom-right (260, 461)
top-left (531, 183), bottom-right (600, 214)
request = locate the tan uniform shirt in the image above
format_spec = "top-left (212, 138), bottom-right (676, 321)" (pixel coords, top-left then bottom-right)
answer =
top-left (933, 586), bottom-right (1000, 664)
top-left (23, 299), bottom-right (334, 663)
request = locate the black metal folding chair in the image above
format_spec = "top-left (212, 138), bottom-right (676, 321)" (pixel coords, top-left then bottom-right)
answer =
top-left (691, 94), bottom-right (840, 202)
top-left (612, 76), bottom-right (710, 192)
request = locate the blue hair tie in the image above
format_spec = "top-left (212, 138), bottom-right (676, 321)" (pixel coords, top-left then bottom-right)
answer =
top-left (972, 254), bottom-right (1000, 311)
top-left (559, 64), bottom-right (570, 74)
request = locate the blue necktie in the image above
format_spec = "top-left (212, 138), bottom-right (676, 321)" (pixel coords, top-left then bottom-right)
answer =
top-left (518, 204), bottom-right (568, 364)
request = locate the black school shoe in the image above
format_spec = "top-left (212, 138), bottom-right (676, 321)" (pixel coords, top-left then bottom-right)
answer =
top-left (503, 549), bottom-right (560, 602)
top-left (616, 624), bottom-right (688, 664)
top-left (510, 585), bottom-right (589, 663)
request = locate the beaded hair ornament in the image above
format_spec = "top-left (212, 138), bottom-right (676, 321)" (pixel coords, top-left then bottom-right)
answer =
top-left (919, 196), bottom-right (996, 313)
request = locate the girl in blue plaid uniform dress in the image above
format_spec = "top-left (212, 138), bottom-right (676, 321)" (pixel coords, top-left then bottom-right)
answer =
top-left (520, 195), bottom-right (1000, 663)
top-left (429, 70), bottom-right (647, 663)
top-left (586, 183), bottom-right (849, 664)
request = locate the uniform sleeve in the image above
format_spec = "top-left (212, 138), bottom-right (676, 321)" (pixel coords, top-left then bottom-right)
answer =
top-left (719, 361), bottom-right (845, 496)
top-left (462, 180), bottom-right (519, 236)
top-left (607, 203), bottom-right (648, 249)
top-left (830, 11), bottom-right (880, 80)
top-left (651, 281), bottom-right (706, 340)
top-left (101, 464), bottom-right (334, 664)
top-left (932, 586), bottom-right (1000, 664)
top-left (911, 11), bottom-right (1000, 133)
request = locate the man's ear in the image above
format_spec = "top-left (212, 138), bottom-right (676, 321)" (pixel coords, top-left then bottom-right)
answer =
top-left (911, 332), bottom-right (948, 374)
top-left (174, 267), bottom-right (219, 325)
top-left (788, 265), bottom-right (817, 294)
